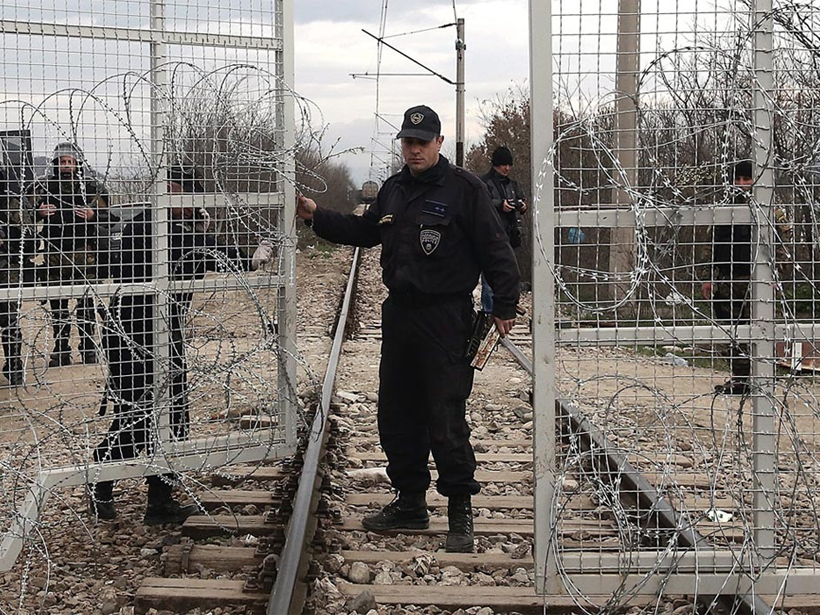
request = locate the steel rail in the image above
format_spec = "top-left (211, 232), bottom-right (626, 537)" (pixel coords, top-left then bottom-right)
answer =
top-left (500, 337), bottom-right (770, 615)
top-left (268, 247), bottom-right (362, 615)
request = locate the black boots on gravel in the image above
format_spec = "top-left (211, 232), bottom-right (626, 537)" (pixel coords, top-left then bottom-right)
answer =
top-left (88, 482), bottom-right (117, 520)
top-left (446, 494), bottom-right (474, 553)
top-left (89, 478), bottom-right (199, 525)
top-left (362, 491), bottom-right (429, 531)
top-left (360, 490), bottom-right (474, 552)
top-left (144, 477), bottom-right (199, 526)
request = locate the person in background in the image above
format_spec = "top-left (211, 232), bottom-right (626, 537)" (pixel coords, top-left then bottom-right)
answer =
top-left (701, 160), bottom-right (791, 395)
top-left (479, 146), bottom-right (526, 313)
top-left (31, 142), bottom-right (109, 366)
top-left (90, 167), bottom-right (272, 524)
top-left (0, 168), bottom-right (35, 385)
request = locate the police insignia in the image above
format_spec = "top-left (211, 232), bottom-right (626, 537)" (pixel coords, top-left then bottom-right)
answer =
top-left (410, 112), bottom-right (424, 125)
top-left (419, 229), bottom-right (441, 255)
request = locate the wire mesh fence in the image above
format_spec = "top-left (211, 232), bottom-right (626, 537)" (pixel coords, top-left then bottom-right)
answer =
top-left (536, 0), bottom-right (820, 607)
top-left (0, 0), bottom-right (305, 582)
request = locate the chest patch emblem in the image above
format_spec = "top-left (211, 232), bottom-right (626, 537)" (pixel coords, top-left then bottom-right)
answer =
top-left (420, 229), bottom-right (441, 255)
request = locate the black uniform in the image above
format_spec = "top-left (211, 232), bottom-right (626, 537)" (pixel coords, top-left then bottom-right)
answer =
top-left (33, 167), bottom-right (109, 364)
top-left (480, 168), bottom-right (525, 248)
top-left (311, 155), bottom-right (519, 496)
top-left (711, 196), bottom-right (752, 385)
top-left (0, 172), bottom-right (36, 385)
top-left (94, 213), bottom-right (250, 497)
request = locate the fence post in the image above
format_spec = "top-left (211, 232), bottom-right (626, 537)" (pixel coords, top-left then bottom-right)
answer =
top-left (529, 0), bottom-right (558, 596)
top-left (751, 0), bottom-right (777, 565)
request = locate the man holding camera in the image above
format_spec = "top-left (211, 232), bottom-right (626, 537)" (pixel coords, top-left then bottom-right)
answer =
top-left (480, 146), bottom-right (526, 313)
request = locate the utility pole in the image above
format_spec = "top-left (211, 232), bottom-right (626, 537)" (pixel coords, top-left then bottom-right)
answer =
top-left (456, 18), bottom-right (466, 166)
top-left (610, 0), bottom-right (640, 306)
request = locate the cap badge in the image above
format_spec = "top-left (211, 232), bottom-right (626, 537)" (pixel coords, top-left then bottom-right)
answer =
top-left (410, 113), bottom-right (424, 125)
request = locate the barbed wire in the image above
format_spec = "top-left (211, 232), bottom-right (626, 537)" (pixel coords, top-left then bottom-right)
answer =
top-left (0, 59), bottom-right (327, 611)
top-left (535, 2), bottom-right (820, 611)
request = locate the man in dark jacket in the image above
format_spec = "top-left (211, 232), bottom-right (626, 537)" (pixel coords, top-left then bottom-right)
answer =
top-left (479, 146), bottom-right (526, 312)
top-left (32, 142), bottom-right (109, 366)
top-left (297, 105), bottom-right (520, 553)
top-left (702, 160), bottom-right (755, 395)
top-left (0, 168), bottom-right (35, 385)
top-left (90, 169), bottom-right (272, 524)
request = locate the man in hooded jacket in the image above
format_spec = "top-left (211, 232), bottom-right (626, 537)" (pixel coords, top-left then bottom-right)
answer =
top-left (89, 167), bottom-right (273, 525)
top-left (31, 142), bottom-right (109, 366)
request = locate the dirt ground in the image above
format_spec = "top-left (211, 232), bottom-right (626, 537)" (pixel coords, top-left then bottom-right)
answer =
top-left (0, 241), bottom-right (818, 614)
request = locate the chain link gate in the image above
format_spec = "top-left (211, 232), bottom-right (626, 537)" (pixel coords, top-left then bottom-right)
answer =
top-left (532, 0), bottom-right (820, 607)
top-left (0, 0), bottom-right (298, 571)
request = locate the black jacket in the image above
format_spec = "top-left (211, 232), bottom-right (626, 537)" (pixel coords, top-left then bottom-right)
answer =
top-left (312, 156), bottom-right (520, 319)
top-left (111, 216), bottom-right (248, 284)
top-left (480, 168), bottom-right (524, 248)
top-left (712, 192), bottom-right (752, 279)
top-left (34, 175), bottom-right (109, 248)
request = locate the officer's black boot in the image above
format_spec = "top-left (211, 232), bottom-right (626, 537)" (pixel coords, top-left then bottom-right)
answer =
top-left (361, 491), bottom-right (429, 531)
top-left (445, 494), bottom-right (474, 553)
top-left (88, 482), bottom-right (117, 520)
top-left (49, 322), bottom-right (72, 367)
top-left (1, 330), bottom-right (23, 386)
top-left (144, 476), bottom-right (199, 526)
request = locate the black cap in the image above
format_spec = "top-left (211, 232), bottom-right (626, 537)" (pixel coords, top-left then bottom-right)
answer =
top-left (733, 160), bottom-right (753, 180)
top-left (491, 146), bottom-right (514, 167)
top-left (167, 166), bottom-right (205, 193)
top-left (396, 105), bottom-right (441, 141)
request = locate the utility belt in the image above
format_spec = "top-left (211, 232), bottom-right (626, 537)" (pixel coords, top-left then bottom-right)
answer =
top-left (388, 291), bottom-right (469, 308)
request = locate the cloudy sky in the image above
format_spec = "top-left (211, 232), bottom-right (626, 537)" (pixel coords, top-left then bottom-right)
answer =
top-left (293, 0), bottom-right (531, 185)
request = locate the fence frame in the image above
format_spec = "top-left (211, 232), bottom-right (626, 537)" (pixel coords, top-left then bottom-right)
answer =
top-left (0, 0), bottom-right (297, 572)
top-left (530, 0), bottom-right (820, 599)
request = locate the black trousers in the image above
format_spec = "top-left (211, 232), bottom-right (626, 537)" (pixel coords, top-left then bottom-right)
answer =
top-left (49, 296), bottom-right (97, 352)
top-left (378, 294), bottom-right (480, 497)
top-left (0, 300), bottom-right (21, 368)
top-left (714, 281), bottom-right (751, 382)
top-left (94, 296), bottom-right (190, 484)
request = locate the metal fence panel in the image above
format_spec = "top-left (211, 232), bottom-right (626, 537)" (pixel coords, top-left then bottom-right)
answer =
top-left (0, 0), bottom-right (298, 573)
top-left (534, 0), bottom-right (820, 604)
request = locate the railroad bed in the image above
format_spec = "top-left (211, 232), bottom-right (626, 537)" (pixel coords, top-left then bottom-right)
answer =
top-left (130, 245), bottom-right (820, 615)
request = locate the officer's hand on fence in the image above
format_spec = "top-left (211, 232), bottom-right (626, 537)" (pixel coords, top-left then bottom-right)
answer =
top-left (252, 240), bottom-right (273, 270)
top-left (74, 207), bottom-right (95, 221)
top-left (701, 282), bottom-right (713, 299)
top-left (38, 202), bottom-right (57, 217)
top-left (502, 200), bottom-right (515, 213)
top-left (493, 316), bottom-right (515, 337)
top-left (296, 194), bottom-right (317, 221)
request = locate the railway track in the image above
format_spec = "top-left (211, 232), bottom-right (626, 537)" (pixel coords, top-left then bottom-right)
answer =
top-left (130, 246), bottom-right (820, 615)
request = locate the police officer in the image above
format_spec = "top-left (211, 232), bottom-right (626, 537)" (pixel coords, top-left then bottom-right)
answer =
top-left (90, 168), bottom-right (272, 524)
top-left (700, 161), bottom-right (754, 395)
top-left (0, 168), bottom-right (35, 386)
top-left (480, 146), bottom-right (527, 313)
top-left (701, 160), bottom-right (791, 395)
top-left (297, 105), bottom-right (520, 553)
top-left (32, 142), bottom-right (109, 366)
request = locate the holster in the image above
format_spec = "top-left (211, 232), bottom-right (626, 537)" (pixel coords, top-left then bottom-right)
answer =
top-left (465, 310), bottom-right (497, 369)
